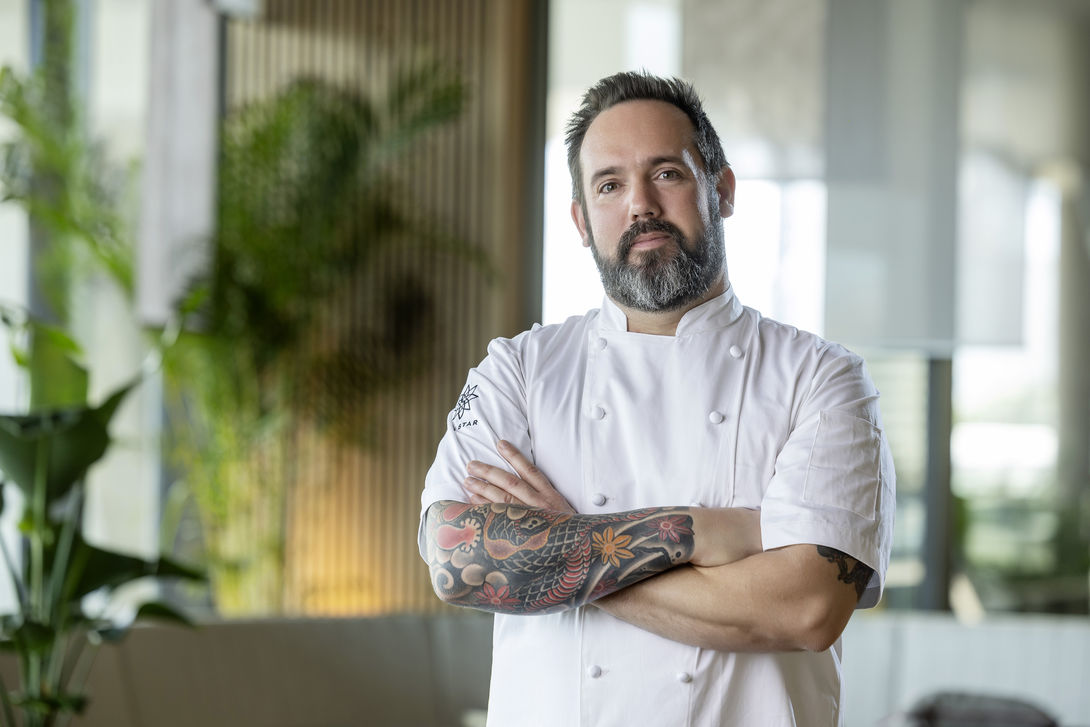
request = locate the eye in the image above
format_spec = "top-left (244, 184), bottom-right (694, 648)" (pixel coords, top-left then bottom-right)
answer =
top-left (657, 169), bottom-right (681, 180)
top-left (598, 181), bottom-right (618, 194)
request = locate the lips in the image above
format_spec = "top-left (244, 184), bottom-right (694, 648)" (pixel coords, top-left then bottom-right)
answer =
top-left (631, 233), bottom-right (671, 250)
top-left (618, 219), bottom-right (685, 258)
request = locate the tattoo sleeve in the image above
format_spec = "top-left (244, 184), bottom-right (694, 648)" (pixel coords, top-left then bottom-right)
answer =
top-left (816, 545), bottom-right (874, 602)
top-left (424, 500), bottom-right (696, 615)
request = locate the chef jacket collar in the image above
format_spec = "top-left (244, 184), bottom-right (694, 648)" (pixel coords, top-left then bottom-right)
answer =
top-left (598, 284), bottom-right (745, 336)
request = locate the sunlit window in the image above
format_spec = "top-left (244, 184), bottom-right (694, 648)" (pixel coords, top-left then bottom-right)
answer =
top-left (952, 178), bottom-right (1066, 611)
top-left (543, 0), bottom-right (1087, 618)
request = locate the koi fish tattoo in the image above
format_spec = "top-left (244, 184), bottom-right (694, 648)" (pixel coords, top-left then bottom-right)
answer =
top-left (816, 545), bottom-right (873, 601)
top-left (425, 500), bottom-right (696, 615)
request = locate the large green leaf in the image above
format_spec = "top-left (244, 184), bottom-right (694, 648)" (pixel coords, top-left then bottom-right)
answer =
top-left (0, 308), bottom-right (86, 408)
top-left (63, 534), bottom-right (205, 600)
top-left (0, 378), bottom-right (135, 502)
top-left (133, 600), bottom-right (198, 627)
top-left (28, 321), bottom-right (87, 411)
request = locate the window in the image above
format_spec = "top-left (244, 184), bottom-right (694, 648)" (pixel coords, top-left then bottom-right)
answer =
top-left (543, 0), bottom-right (1089, 615)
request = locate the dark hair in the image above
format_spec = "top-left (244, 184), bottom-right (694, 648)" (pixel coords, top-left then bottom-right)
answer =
top-left (564, 71), bottom-right (728, 204)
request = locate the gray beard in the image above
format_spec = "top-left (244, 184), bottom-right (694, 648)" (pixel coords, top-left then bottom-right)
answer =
top-left (589, 217), bottom-right (725, 313)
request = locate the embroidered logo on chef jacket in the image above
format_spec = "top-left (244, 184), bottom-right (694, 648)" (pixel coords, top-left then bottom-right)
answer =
top-left (451, 384), bottom-right (480, 429)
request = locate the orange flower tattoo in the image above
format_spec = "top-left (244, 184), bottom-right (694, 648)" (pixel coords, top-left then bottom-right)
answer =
top-left (591, 527), bottom-right (635, 567)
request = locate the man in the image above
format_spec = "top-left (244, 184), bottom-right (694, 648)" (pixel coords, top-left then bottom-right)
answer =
top-left (419, 71), bottom-right (895, 726)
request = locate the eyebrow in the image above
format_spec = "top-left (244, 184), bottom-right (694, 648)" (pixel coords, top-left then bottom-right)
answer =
top-left (588, 166), bottom-right (620, 187)
top-left (588, 155), bottom-right (692, 186)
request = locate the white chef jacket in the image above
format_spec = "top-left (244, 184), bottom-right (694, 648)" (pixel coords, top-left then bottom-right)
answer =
top-left (419, 286), bottom-right (895, 727)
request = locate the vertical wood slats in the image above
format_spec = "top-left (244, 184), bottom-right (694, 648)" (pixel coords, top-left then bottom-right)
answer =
top-left (220, 0), bottom-right (537, 615)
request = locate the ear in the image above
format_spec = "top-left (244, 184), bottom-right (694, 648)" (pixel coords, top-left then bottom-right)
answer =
top-left (717, 166), bottom-right (736, 219)
top-left (571, 199), bottom-right (591, 247)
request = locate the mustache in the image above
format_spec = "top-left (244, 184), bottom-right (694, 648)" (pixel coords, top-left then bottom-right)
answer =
top-left (617, 219), bottom-right (685, 257)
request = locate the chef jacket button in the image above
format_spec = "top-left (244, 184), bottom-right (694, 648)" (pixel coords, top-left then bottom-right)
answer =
top-left (587, 665), bottom-right (603, 679)
top-left (708, 410), bottom-right (724, 424)
top-left (596, 337), bottom-right (608, 350)
top-left (676, 671), bottom-right (693, 684)
top-left (729, 345), bottom-right (743, 358)
top-left (591, 405), bottom-right (606, 420)
top-left (592, 493), bottom-right (607, 506)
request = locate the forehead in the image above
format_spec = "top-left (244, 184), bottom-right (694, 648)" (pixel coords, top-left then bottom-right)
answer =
top-left (580, 99), bottom-right (699, 174)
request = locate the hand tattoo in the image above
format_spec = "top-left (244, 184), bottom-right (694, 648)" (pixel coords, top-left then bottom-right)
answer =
top-left (425, 501), bottom-right (695, 614)
top-left (816, 545), bottom-right (873, 601)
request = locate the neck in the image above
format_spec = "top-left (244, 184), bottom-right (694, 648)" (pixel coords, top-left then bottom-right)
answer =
top-left (616, 275), bottom-right (727, 336)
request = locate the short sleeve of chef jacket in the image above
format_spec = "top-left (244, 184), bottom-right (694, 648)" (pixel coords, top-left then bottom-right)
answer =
top-left (418, 332), bottom-right (532, 559)
top-left (760, 346), bottom-right (896, 609)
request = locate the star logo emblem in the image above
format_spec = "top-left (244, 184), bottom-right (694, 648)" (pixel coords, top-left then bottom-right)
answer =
top-left (452, 384), bottom-right (479, 420)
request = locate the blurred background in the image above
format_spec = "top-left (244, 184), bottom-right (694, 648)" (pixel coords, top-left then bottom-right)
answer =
top-left (0, 0), bottom-right (1087, 725)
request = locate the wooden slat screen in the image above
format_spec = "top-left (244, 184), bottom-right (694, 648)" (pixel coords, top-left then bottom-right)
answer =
top-left (220, 0), bottom-right (542, 615)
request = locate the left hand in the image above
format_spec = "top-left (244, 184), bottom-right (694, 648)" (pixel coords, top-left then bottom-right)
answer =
top-left (464, 440), bottom-right (576, 514)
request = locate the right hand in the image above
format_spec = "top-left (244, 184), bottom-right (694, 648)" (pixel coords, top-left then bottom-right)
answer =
top-left (688, 507), bottom-right (763, 567)
top-left (463, 439), bottom-right (576, 514)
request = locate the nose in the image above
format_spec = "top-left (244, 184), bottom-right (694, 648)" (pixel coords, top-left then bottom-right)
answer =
top-left (628, 179), bottom-right (660, 221)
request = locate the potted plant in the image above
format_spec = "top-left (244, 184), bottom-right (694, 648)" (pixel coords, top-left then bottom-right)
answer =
top-left (165, 62), bottom-right (488, 613)
top-left (0, 332), bottom-right (204, 726)
top-left (0, 0), bottom-right (206, 720)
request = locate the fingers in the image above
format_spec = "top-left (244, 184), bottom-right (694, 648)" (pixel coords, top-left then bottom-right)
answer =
top-left (497, 440), bottom-right (547, 492)
top-left (463, 441), bottom-right (576, 514)
top-left (496, 440), bottom-right (575, 514)
top-left (465, 461), bottom-right (538, 506)
top-left (465, 476), bottom-right (517, 505)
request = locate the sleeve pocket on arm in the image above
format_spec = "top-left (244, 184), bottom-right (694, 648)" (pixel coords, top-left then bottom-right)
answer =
top-left (801, 410), bottom-right (882, 520)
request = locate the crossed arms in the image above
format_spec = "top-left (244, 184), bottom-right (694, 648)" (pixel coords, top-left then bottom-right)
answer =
top-left (423, 440), bottom-right (874, 653)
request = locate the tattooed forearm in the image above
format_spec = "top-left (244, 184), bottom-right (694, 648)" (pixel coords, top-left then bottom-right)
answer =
top-left (816, 545), bottom-right (873, 601)
top-left (425, 500), bottom-right (696, 614)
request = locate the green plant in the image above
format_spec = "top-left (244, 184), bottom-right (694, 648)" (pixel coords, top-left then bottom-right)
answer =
top-left (0, 64), bottom-right (133, 304)
top-left (0, 353), bottom-right (204, 727)
top-left (1, 0), bottom-right (135, 412)
top-left (166, 63), bottom-right (487, 613)
top-left (192, 65), bottom-right (482, 439)
top-left (0, 2), bottom-right (205, 721)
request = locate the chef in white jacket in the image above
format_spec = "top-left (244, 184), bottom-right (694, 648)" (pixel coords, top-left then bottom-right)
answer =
top-left (419, 71), bottom-right (895, 727)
